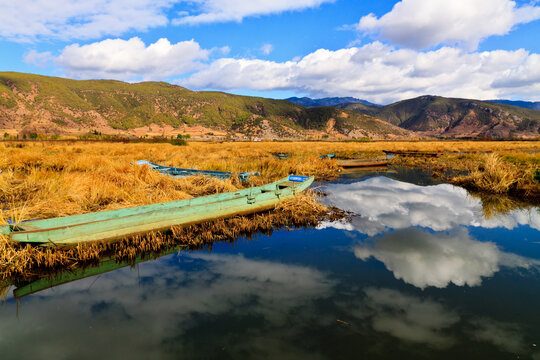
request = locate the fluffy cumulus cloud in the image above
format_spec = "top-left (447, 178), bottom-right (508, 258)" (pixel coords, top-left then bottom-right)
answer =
top-left (0, 0), bottom-right (336, 42)
top-left (28, 37), bottom-right (211, 81)
top-left (356, 0), bottom-right (540, 50)
top-left (179, 42), bottom-right (540, 103)
top-left (173, 0), bottom-right (334, 25)
top-left (0, 0), bottom-right (175, 42)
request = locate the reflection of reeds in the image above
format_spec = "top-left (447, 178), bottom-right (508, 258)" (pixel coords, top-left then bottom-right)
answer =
top-left (0, 281), bottom-right (10, 302)
top-left (472, 193), bottom-right (522, 219)
top-left (0, 192), bottom-right (344, 282)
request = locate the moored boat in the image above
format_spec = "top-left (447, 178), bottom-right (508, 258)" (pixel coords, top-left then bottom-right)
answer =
top-left (382, 150), bottom-right (441, 157)
top-left (337, 159), bottom-right (389, 168)
top-left (1, 175), bottom-right (314, 246)
top-left (136, 160), bottom-right (259, 182)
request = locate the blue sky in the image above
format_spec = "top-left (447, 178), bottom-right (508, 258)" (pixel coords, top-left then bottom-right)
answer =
top-left (1, 0), bottom-right (540, 103)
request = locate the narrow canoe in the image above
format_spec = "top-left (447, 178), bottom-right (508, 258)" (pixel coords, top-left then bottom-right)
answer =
top-left (272, 153), bottom-right (291, 160)
top-left (337, 159), bottom-right (388, 168)
top-left (1, 175), bottom-right (313, 246)
top-left (136, 160), bottom-right (259, 182)
top-left (383, 150), bottom-right (441, 157)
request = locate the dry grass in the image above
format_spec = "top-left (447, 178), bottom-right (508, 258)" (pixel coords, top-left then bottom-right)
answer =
top-left (1, 139), bottom-right (538, 220)
top-left (388, 147), bottom-right (539, 201)
top-left (0, 141), bottom-right (344, 220)
top-left (453, 154), bottom-right (520, 194)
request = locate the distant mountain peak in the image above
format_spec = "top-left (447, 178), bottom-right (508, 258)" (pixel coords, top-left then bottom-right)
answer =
top-left (342, 95), bottom-right (540, 139)
top-left (286, 96), bottom-right (380, 108)
top-left (487, 99), bottom-right (540, 111)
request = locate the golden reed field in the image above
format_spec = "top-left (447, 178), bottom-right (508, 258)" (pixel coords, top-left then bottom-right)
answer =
top-left (0, 140), bottom-right (538, 281)
top-left (0, 140), bottom-right (538, 221)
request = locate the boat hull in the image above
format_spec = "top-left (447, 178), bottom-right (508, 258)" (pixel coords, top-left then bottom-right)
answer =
top-left (3, 176), bottom-right (314, 246)
top-left (337, 160), bottom-right (388, 168)
top-left (382, 150), bottom-right (441, 157)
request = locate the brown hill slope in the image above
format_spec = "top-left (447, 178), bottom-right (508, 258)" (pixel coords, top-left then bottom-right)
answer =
top-left (0, 72), bottom-right (412, 139)
top-left (344, 95), bottom-right (540, 139)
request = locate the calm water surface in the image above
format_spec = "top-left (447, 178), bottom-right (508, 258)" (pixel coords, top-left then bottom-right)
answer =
top-left (1, 168), bottom-right (539, 359)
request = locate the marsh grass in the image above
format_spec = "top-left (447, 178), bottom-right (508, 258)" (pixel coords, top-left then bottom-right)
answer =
top-left (389, 148), bottom-right (539, 201)
top-left (465, 154), bottom-right (520, 193)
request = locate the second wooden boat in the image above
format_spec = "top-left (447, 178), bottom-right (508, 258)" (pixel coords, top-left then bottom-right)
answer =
top-left (383, 150), bottom-right (441, 157)
top-left (337, 159), bottom-right (388, 168)
top-left (1, 175), bottom-right (314, 246)
top-left (136, 160), bottom-right (259, 182)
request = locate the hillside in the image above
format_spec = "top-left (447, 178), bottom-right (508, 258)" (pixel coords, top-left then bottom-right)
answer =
top-left (286, 97), bottom-right (379, 108)
top-left (344, 95), bottom-right (540, 138)
top-left (0, 72), bottom-right (411, 139)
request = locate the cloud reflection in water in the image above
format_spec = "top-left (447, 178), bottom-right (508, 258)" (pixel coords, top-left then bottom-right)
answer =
top-left (319, 177), bottom-right (540, 236)
top-left (0, 253), bottom-right (334, 359)
top-left (353, 228), bottom-right (539, 289)
top-left (319, 176), bottom-right (540, 289)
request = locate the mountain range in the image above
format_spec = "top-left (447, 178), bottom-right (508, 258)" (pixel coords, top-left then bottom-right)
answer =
top-left (286, 97), bottom-right (380, 108)
top-left (340, 95), bottom-right (540, 138)
top-left (487, 100), bottom-right (540, 111)
top-left (0, 72), bottom-right (539, 139)
top-left (0, 72), bottom-right (410, 139)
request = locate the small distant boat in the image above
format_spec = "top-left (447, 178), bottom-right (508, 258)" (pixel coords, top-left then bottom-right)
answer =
top-left (383, 150), bottom-right (441, 157)
top-left (273, 153), bottom-right (291, 160)
top-left (136, 160), bottom-right (259, 182)
top-left (1, 175), bottom-right (314, 246)
top-left (337, 159), bottom-right (388, 168)
top-left (320, 154), bottom-right (336, 159)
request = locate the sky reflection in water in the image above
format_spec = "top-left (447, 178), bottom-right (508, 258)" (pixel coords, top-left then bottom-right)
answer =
top-left (1, 169), bottom-right (539, 359)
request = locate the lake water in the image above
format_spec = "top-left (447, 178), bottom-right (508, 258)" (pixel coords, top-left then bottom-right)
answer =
top-left (1, 168), bottom-right (539, 359)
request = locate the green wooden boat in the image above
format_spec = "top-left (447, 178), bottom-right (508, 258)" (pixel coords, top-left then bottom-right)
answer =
top-left (1, 175), bottom-right (314, 246)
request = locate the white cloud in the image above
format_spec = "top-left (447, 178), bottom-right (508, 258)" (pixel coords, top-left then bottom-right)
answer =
top-left (179, 42), bottom-right (540, 103)
top-left (356, 0), bottom-right (540, 50)
top-left (492, 53), bottom-right (540, 93)
top-left (39, 37), bottom-right (211, 81)
top-left (260, 43), bottom-right (274, 55)
top-left (0, 0), bottom-right (175, 42)
top-left (172, 0), bottom-right (334, 25)
top-left (24, 50), bottom-right (53, 67)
